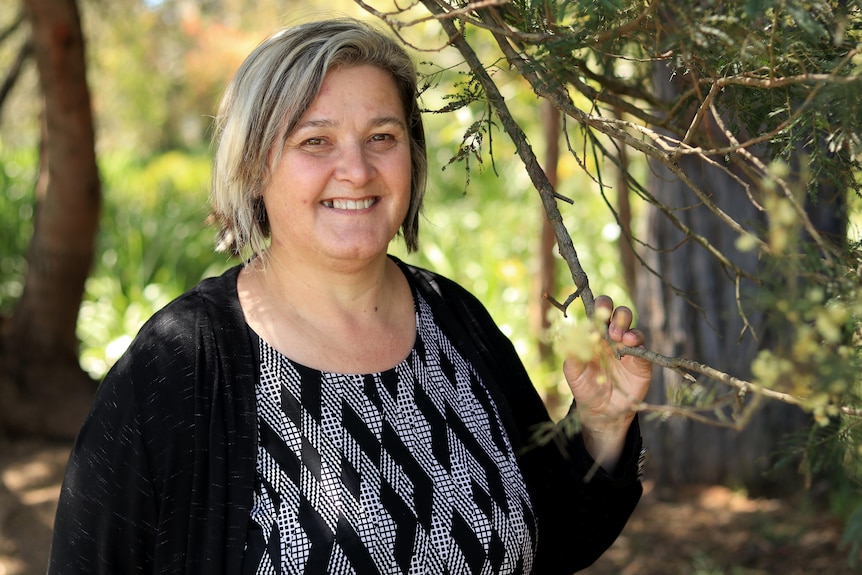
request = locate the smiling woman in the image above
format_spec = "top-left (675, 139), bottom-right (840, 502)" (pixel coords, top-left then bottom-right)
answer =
top-left (47, 18), bottom-right (650, 575)
top-left (260, 65), bottom-right (412, 269)
top-left (209, 20), bottom-right (427, 263)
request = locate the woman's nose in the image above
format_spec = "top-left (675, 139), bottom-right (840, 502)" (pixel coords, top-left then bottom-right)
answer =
top-left (334, 143), bottom-right (375, 185)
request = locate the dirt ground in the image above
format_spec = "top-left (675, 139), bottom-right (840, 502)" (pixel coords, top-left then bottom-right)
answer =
top-left (1, 437), bottom-right (859, 575)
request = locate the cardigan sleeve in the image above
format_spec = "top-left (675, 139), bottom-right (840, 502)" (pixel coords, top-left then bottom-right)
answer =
top-left (47, 268), bottom-right (258, 575)
top-left (47, 314), bottom-right (181, 574)
top-left (401, 261), bottom-right (643, 574)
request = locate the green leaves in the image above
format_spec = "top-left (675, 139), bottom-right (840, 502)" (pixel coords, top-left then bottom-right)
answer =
top-left (78, 150), bottom-right (233, 378)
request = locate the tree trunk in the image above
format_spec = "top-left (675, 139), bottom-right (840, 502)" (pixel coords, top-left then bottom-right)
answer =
top-left (634, 66), bottom-right (813, 496)
top-left (636, 162), bottom-right (811, 495)
top-left (536, 100), bottom-right (559, 360)
top-left (0, 0), bottom-right (99, 439)
top-left (614, 109), bottom-right (636, 298)
top-left (533, 100), bottom-right (563, 416)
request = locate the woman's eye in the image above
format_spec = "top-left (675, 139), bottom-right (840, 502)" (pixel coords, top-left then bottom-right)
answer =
top-left (369, 134), bottom-right (397, 146)
top-left (303, 137), bottom-right (324, 146)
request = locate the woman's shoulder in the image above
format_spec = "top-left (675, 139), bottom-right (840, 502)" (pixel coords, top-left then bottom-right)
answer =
top-left (145, 264), bottom-right (240, 326)
top-left (117, 264), bottom-right (244, 366)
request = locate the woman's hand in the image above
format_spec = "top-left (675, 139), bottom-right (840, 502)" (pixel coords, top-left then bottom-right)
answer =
top-left (562, 295), bottom-right (652, 474)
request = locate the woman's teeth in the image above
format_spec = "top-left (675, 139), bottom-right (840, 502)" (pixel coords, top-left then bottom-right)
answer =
top-left (323, 198), bottom-right (376, 210)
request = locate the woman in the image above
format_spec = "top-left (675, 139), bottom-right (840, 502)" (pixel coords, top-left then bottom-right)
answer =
top-left (48, 18), bottom-right (651, 574)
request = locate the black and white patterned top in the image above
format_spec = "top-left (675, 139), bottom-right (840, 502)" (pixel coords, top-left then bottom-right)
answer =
top-left (242, 291), bottom-right (537, 574)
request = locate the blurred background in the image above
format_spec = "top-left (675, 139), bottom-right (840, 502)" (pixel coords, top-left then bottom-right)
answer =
top-left (1, 0), bottom-right (861, 573)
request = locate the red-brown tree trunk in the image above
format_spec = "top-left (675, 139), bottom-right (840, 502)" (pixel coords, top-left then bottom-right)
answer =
top-left (536, 100), bottom-right (559, 359)
top-left (0, 0), bottom-right (99, 439)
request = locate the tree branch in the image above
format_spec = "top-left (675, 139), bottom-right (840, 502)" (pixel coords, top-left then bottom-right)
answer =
top-left (417, 0), bottom-right (598, 316)
top-left (480, 13), bottom-right (771, 274)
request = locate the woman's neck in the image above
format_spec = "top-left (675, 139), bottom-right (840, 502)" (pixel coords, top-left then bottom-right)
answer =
top-left (250, 249), bottom-right (394, 317)
top-left (237, 250), bottom-right (416, 374)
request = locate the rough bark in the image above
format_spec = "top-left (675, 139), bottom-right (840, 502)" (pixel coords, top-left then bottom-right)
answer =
top-left (0, 0), bottom-right (99, 439)
top-left (635, 66), bottom-right (812, 496)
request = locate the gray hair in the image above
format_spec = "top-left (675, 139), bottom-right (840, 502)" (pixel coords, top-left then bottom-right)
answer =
top-left (209, 18), bottom-right (427, 259)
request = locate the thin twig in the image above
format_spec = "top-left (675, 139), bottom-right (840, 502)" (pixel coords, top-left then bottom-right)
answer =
top-left (615, 344), bottom-right (862, 419)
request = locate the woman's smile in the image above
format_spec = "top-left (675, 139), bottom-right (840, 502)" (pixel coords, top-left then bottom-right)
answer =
top-left (320, 197), bottom-right (379, 210)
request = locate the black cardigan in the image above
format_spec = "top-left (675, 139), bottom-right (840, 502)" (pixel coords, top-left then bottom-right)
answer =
top-left (48, 260), bottom-right (642, 574)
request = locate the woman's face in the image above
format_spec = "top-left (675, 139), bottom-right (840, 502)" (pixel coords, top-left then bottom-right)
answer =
top-left (262, 64), bottom-right (412, 268)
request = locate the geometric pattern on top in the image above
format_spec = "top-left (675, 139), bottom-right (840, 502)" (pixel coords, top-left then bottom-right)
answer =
top-left (242, 291), bottom-right (537, 575)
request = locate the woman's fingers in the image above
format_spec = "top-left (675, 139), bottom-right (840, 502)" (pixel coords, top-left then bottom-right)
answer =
top-left (609, 306), bottom-right (634, 340)
top-left (621, 327), bottom-right (645, 347)
top-left (594, 295), bottom-right (614, 324)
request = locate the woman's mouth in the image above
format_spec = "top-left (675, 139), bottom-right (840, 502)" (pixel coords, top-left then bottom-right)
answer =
top-left (321, 198), bottom-right (378, 210)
